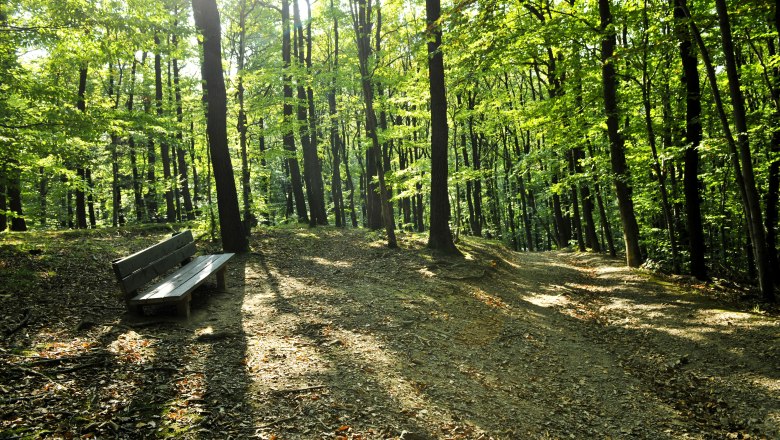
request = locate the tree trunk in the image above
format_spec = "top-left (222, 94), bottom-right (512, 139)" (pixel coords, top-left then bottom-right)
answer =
top-left (766, 16), bottom-right (780, 279)
top-left (281, 0), bottom-right (309, 223)
top-left (155, 34), bottom-right (175, 223)
top-left (236, 0), bottom-right (253, 231)
top-left (0, 176), bottom-right (6, 231)
top-left (426, 0), bottom-right (457, 253)
top-left (304, 0), bottom-right (327, 225)
top-left (172, 37), bottom-right (194, 221)
top-left (467, 95), bottom-right (483, 236)
top-left (713, 0), bottom-right (772, 300)
top-left (599, 0), bottom-right (642, 267)
top-left (75, 66), bottom-right (88, 229)
top-left (7, 160), bottom-right (26, 231)
top-left (328, 0), bottom-right (344, 227)
top-left (192, 0), bottom-right (248, 253)
top-left (673, 0), bottom-right (705, 278)
top-left (351, 0), bottom-right (396, 247)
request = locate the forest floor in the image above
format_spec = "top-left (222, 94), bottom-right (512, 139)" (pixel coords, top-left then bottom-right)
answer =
top-left (1, 226), bottom-right (778, 439)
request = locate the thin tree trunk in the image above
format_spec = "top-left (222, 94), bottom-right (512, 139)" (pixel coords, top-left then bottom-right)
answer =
top-left (351, 0), bottom-right (396, 247)
top-left (281, 0), bottom-right (309, 223)
top-left (172, 36), bottom-right (194, 220)
top-left (328, 0), bottom-right (344, 227)
top-left (237, 0), bottom-right (253, 231)
top-left (713, 0), bottom-right (772, 300)
top-left (599, 0), bottom-right (642, 267)
top-left (155, 34), bottom-right (175, 223)
top-left (75, 66), bottom-right (88, 229)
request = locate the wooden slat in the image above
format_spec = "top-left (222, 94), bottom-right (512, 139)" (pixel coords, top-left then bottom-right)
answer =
top-left (118, 241), bottom-right (197, 294)
top-left (129, 253), bottom-right (234, 305)
top-left (112, 231), bottom-right (193, 279)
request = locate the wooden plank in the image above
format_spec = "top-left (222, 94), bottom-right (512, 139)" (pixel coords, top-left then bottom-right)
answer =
top-left (118, 241), bottom-right (197, 294)
top-left (129, 253), bottom-right (234, 305)
top-left (112, 230), bottom-right (193, 279)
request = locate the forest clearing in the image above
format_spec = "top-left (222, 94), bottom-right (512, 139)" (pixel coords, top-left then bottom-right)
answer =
top-left (1, 227), bottom-right (778, 439)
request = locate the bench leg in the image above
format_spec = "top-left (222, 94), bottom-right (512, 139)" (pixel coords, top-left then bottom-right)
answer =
top-left (216, 266), bottom-right (227, 292)
top-left (177, 298), bottom-right (191, 319)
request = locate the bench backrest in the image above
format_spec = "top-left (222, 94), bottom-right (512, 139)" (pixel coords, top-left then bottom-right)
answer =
top-left (112, 230), bottom-right (196, 295)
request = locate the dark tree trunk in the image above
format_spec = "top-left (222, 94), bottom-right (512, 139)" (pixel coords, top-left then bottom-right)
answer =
top-left (467, 95), bottom-right (483, 236)
top-left (75, 166), bottom-right (87, 228)
top-left (714, 0), bottom-right (772, 300)
top-left (304, 0), bottom-right (327, 225)
top-left (236, 0), bottom-right (253, 231)
top-left (126, 56), bottom-right (145, 221)
top-left (766, 15), bottom-right (780, 280)
top-left (351, 0), bottom-right (396, 247)
top-left (599, 0), bottom-right (642, 267)
top-left (340, 122), bottom-right (358, 227)
top-left (674, 0), bottom-right (706, 279)
top-left (0, 177), bottom-right (6, 231)
top-left (75, 66), bottom-right (88, 229)
top-left (568, 150), bottom-right (585, 252)
top-left (7, 160), bottom-right (26, 231)
top-left (281, 0), bottom-right (309, 223)
top-left (86, 168), bottom-right (96, 227)
top-left (426, 0), bottom-right (457, 253)
top-left (38, 167), bottom-right (47, 227)
top-left (155, 34), bottom-right (175, 223)
top-left (192, 0), bottom-right (248, 253)
top-left (328, 0), bottom-right (344, 227)
top-left (172, 38), bottom-right (194, 220)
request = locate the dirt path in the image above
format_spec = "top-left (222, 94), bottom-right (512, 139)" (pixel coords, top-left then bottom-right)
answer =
top-left (1, 227), bottom-right (778, 439)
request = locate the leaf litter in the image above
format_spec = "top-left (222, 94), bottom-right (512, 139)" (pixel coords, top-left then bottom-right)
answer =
top-left (1, 226), bottom-right (778, 439)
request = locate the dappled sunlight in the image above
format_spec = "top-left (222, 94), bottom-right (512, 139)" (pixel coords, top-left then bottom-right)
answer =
top-left (524, 291), bottom-right (569, 308)
top-left (303, 256), bottom-right (354, 269)
top-left (107, 329), bottom-right (158, 366)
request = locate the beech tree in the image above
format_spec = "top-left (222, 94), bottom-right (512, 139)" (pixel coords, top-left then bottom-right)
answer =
top-left (192, 0), bottom-right (248, 253)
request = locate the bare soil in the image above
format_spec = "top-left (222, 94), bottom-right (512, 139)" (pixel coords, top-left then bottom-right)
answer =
top-left (1, 226), bottom-right (778, 439)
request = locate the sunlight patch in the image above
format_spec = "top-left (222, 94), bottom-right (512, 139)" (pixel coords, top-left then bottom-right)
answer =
top-left (306, 256), bottom-right (353, 268)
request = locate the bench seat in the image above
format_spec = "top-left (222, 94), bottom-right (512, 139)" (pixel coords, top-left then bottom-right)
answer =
top-left (112, 231), bottom-right (234, 319)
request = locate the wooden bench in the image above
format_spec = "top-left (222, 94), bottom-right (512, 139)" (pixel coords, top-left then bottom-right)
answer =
top-left (111, 231), bottom-right (234, 319)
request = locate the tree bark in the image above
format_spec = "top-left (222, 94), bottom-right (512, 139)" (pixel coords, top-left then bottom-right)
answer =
top-left (172, 36), bottom-right (194, 221)
top-left (281, 0), bottom-right (308, 223)
top-left (674, 0), bottom-right (705, 278)
top-left (75, 66), bottom-right (88, 229)
top-left (192, 0), bottom-right (249, 253)
top-left (236, 0), bottom-right (253, 231)
top-left (351, 0), bottom-right (396, 247)
top-left (599, 0), bottom-right (643, 267)
top-left (328, 0), bottom-right (344, 227)
top-left (713, 0), bottom-right (772, 300)
top-left (155, 33), bottom-right (175, 223)
top-left (7, 159), bottom-right (26, 231)
top-left (426, 0), bottom-right (458, 253)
